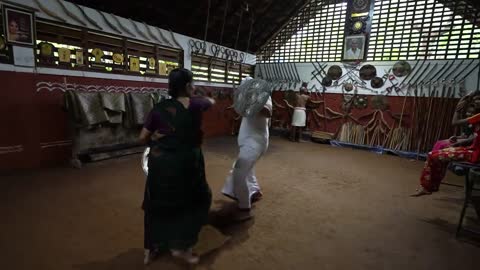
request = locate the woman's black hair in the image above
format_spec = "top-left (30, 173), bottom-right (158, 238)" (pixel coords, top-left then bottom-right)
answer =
top-left (168, 68), bottom-right (193, 98)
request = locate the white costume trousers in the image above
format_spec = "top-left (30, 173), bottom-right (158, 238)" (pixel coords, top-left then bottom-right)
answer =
top-left (222, 143), bottom-right (265, 209)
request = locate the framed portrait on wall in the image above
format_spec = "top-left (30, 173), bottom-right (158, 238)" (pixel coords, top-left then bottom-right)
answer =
top-left (343, 35), bottom-right (366, 61)
top-left (4, 7), bottom-right (34, 46)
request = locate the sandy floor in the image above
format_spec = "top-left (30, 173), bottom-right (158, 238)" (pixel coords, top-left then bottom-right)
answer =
top-left (1, 137), bottom-right (479, 270)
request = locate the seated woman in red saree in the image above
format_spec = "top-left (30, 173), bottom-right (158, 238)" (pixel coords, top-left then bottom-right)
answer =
top-left (431, 98), bottom-right (478, 151)
top-left (412, 112), bottom-right (480, 196)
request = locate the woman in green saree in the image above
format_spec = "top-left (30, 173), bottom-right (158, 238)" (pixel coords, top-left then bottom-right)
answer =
top-left (139, 68), bottom-right (215, 264)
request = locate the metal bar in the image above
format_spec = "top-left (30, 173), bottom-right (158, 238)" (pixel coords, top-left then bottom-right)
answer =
top-left (246, 15), bottom-right (254, 52)
top-left (280, 63), bottom-right (290, 83)
top-left (317, 61), bottom-right (327, 77)
top-left (234, 6), bottom-right (244, 50)
top-left (204, 0), bottom-right (212, 42)
top-left (407, 58), bottom-right (428, 86)
top-left (219, 0), bottom-right (229, 45)
top-left (452, 60), bottom-right (476, 82)
top-left (292, 63), bottom-right (302, 83)
top-left (285, 62), bottom-right (294, 81)
top-left (457, 61), bottom-right (480, 82)
top-left (444, 59), bottom-right (466, 81)
top-left (398, 60), bottom-right (420, 87)
top-left (428, 60), bottom-right (451, 83)
top-left (417, 64), bottom-right (438, 85)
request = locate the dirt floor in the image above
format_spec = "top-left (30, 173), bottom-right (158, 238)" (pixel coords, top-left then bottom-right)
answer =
top-left (1, 136), bottom-right (479, 270)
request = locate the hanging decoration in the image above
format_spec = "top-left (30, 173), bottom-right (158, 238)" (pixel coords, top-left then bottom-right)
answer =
top-left (112, 53), bottom-right (124, 71)
top-left (58, 48), bottom-right (71, 64)
top-left (129, 56), bottom-right (140, 72)
top-left (327, 65), bottom-right (343, 80)
top-left (90, 48), bottom-right (104, 68)
top-left (349, 17), bottom-right (368, 35)
top-left (354, 95), bottom-right (368, 109)
top-left (359, 64), bottom-right (377, 80)
top-left (370, 77), bottom-right (384, 88)
top-left (146, 57), bottom-right (156, 74)
top-left (392, 61), bottom-right (412, 77)
top-left (75, 49), bottom-right (85, 66)
top-left (321, 77), bottom-right (333, 87)
top-left (159, 62), bottom-right (168, 76)
top-left (38, 42), bottom-right (55, 65)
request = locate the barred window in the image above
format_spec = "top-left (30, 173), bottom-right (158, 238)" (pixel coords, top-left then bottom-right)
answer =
top-left (258, 0), bottom-right (348, 63)
top-left (192, 55), bottom-right (210, 82)
top-left (368, 0), bottom-right (480, 61)
top-left (192, 55), bottom-right (254, 84)
top-left (35, 21), bottom-right (182, 75)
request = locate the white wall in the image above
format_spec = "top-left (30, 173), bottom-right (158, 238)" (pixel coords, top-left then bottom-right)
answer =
top-left (256, 60), bottom-right (480, 97)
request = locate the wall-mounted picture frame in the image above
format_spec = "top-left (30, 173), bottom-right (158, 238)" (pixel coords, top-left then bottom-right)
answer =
top-left (342, 35), bottom-right (366, 61)
top-left (4, 7), bottom-right (34, 46)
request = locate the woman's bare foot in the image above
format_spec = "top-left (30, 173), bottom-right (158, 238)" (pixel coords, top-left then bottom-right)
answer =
top-left (170, 248), bottom-right (199, 264)
top-left (144, 249), bottom-right (151, 265)
top-left (144, 248), bottom-right (161, 265)
top-left (411, 187), bottom-right (432, 197)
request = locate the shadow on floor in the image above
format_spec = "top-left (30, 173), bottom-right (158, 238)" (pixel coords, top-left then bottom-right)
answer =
top-left (73, 201), bottom-right (254, 270)
top-left (421, 217), bottom-right (480, 247)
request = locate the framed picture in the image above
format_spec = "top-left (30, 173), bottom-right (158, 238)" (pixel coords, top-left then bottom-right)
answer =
top-left (4, 7), bottom-right (34, 46)
top-left (343, 35), bottom-right (366, 61)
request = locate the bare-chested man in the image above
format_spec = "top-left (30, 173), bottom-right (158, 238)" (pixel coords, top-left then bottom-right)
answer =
top-left (290, 87), bottom-right (310, 142)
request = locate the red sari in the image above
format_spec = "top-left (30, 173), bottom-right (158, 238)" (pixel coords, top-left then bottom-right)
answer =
top-left (420, 129), bottom-right (480, 192)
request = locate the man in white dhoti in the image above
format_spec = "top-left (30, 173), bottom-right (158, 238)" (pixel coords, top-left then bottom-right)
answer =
top-left (345, 39), bottom-right (362, 60)
top-left (222, 77), bottom-right (272, 221)
top-left (290, 87), bottom-right (310, 142)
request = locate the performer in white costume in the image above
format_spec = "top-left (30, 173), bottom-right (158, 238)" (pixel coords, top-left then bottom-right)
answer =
top-left (222, 77), bottom-right (272, 221)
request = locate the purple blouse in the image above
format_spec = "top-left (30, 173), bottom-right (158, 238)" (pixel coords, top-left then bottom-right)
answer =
top-left (144, 97), bottom-right (212, 143)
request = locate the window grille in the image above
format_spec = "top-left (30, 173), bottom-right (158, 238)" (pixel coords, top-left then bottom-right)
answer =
top-left (368, 0), bottom-right (480, 61)
top-left (258, 0), bottom-right (348, 63)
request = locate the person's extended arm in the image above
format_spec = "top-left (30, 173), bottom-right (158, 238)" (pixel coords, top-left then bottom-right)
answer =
top-left (259, 97), bottom-right (273, 117)
top-left (139, 128), bottom-right (165, 145)
top-left (451, 134), bottom-right (476, 147)
top-left (451, 111), bottom-right (469, 126)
